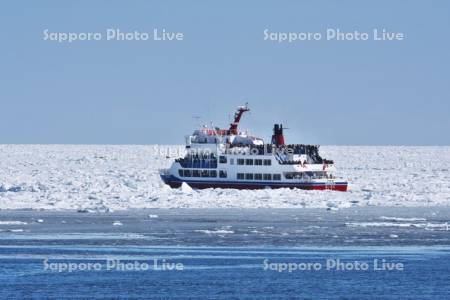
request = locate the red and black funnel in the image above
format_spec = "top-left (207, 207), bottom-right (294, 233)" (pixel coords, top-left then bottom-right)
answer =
top-left (271, 124), bottom-right (285, 146)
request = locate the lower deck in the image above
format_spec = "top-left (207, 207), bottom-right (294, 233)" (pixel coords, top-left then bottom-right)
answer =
top-left (160, 174), bottom-right (348, 191)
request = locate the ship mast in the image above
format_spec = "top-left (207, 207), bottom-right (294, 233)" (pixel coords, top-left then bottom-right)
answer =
top-left (228, 103), bottom-right (250, 135)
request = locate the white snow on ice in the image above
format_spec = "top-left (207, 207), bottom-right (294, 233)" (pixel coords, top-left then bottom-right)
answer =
top-left (0, 221), bottom-right (28, 225)
top-left (195, 229), bottom-right (235, 235)
top-left (0, 145), bottom-right (449, 211)
top-left (379, 216), bottom-right (427, 222)
top-left (345, 221), bottom-right (450, 230)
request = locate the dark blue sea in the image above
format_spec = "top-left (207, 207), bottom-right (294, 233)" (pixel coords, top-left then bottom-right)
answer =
top-left (1, 208), bottom-right (449, 299)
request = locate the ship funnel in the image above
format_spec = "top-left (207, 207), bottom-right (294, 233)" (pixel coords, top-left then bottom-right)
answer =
top-left (271, 124), bottom-right (285, 146)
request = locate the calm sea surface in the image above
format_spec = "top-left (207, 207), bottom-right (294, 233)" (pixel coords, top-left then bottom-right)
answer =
top-left (1, 208), bottom-right (449, 299)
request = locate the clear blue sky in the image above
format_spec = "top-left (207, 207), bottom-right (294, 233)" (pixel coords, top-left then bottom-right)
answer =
top-left (1, 1), bottom-right (449, 145)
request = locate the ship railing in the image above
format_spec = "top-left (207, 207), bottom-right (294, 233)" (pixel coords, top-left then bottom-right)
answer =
top-left (284, 171), bottom-right (330, 180)
top-left (226, 144), bottom-right (325, 157)
top-left (277, 159), bottom-right (334, 165)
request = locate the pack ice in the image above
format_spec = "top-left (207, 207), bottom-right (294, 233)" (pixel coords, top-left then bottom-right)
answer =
top-left (0, 145), bottom-right (449, 211)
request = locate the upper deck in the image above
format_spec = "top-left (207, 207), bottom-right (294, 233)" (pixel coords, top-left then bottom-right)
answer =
top-left (179, 142), bottom-right (334, 167)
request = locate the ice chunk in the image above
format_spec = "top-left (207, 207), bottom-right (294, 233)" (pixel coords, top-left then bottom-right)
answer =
top-left (181, 182), bottom-right (193, 193)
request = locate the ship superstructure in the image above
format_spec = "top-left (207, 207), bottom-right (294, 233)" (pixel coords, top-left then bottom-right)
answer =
top-left (160, 104), bottom-right (348, 191)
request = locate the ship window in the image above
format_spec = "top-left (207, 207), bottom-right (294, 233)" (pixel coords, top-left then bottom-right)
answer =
top-left (263, 174), bottom-right (272, 180)
top-left (245, 159), bottom-right (253, 165)
top-left (178, 170), bottom-right (183, 177)
top-left (312, 171), bottom-right (326, 179)
top-left (254, 173), bottom-right (263, 180)
top-left (184, 170), bottom-right (192, 177)
top-left (210, 170), bottom-right (217, 177)
top-left (303, 172), bottom-right (313, 179)
top-left (219, 156), bottom-right (227, 164)
top-left (193, 158), bottom-right (200, 167)
top-left (237, 159), bottom-right (245, 165)
top-left (255, 159), bottom-right (263, 166)
top-left (219, 170), bottom-right (227, 178)
top-left (284, 172), bottom-right (303, 180)
top-left (273, 174), bottom-right (281, 180)
top-left (245, 173), bottom-right (254, 180)
top-left (263, 159), bottom-right (271, 166)
top-left (193, 170), bottom-right (200, 177)
top-left (201, 170), bottom-right (209, 177)
top-left (237, 173), bottom-right (245, 180)
top-left (230, 158), bottom-right (234, 165)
